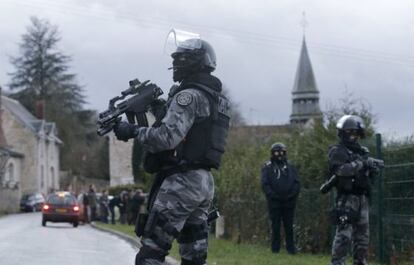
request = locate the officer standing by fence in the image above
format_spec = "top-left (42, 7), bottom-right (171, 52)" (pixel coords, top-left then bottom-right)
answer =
top-left (325, 115), bottom-right (384, 265)
top-left (261, 142), bottom-right (300, 254)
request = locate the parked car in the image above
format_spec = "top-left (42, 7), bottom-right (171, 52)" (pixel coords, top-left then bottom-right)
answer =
top-left (20, 193), bottom-right (45, 212)
top-left (42, 191), bottom-right (80, 227)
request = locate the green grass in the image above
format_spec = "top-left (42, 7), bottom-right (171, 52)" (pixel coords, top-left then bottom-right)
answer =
top-left (95, 222), bottom-right (383, 265)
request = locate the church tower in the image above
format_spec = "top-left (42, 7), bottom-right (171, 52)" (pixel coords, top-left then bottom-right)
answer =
top-left (290, 37), bottom-right (322, 125)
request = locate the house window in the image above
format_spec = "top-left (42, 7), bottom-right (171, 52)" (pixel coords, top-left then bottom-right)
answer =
top-left (7, 163), bottom-right (14, 182)
top-left (51, 167), bottom-right (55, 188)
top-left (41, 165), bottom-right (44, 188)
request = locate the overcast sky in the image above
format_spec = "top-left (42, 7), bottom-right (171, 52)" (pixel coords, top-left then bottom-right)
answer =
top-left (0, 0), bottom-right (413, 139)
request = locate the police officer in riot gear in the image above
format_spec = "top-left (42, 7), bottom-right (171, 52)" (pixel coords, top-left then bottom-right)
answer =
top-left (261, 143), bottom-right (300, 254)
top-left (114, 29), bottom-right (230, 265)
top-left (327, 115), bottom-right (383, 265)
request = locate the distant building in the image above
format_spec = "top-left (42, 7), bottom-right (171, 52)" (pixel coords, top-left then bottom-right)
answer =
top-left (0, 92), bottom-right (24, 212)
top-left (2, 95), bottom-right (62, 196)
top-left (290, 37), bottom-right (322, 126)
top-left (108, 133), bottom-right (134, 186)
top-left (108, 115), bottom-right (155, 187)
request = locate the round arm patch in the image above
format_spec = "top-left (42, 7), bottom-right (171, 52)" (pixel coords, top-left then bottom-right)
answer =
top-left (176, 91), bottom-right (193, 106)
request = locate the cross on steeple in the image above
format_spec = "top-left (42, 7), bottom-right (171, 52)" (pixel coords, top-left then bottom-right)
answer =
top-left (300, 11), bottom-right (308, 36)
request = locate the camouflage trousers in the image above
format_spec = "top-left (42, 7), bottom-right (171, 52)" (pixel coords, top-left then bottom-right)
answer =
top-left (331, 194), bottom-right (369, 265)
top-left (137, 169), bottom-right (214, 265)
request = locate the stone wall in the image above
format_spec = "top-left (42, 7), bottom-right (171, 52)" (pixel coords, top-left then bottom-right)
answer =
top-left (108, 133), bottom-right (134, 186)
top-left (0, 186), bottom-right (20, 213)
top-left (60, 172), bottom-right (109, 195)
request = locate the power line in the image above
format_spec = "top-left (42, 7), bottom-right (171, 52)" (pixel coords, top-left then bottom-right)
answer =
top-left (3, 0), bottom-right (414, 67)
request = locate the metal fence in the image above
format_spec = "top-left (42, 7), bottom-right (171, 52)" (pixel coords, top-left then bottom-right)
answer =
top-left (372, 134), bottom-right (414, 264)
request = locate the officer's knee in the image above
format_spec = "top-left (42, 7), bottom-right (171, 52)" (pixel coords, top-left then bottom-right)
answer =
top-left (177, 222), bottom-right (208, 244)
top-left (178, 222), bottom-right (208, 265)
top-left (135, 245), bottom-right (166, 265)
top-left (144, 208), bottom-right (180, 251)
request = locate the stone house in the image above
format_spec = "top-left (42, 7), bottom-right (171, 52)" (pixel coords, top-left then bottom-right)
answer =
top-left (2, 95), bottom-right (62, 196)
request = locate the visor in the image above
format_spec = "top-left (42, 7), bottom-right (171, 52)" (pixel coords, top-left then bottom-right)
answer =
top-left (164, 28), bottom-right (202, 55)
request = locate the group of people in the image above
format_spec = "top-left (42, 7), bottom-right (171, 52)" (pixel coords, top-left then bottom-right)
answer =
top-left (108, 29), bottom-right (380, 265)
top-left (108, 189), bottom-right (146, 225)
top-left (261, 115), bottom-right (382, 265)
top-left (81, 185), bottom-right (146, 225)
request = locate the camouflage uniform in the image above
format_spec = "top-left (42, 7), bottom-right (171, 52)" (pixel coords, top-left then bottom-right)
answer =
top-left (135, 88), bottom-right (214, 265)
top-left (328, 143), bottom-right (374, 265)
top-left (331, 194), bottom-right (369, 265)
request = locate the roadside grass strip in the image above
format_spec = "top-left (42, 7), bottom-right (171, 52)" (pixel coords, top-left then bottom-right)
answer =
top-left (96, 223), bottom-right (386, 265)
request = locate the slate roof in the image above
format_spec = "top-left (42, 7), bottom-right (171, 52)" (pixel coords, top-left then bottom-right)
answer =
top-left (292, 37), bottom-right (319, 94)
top-left (290, 37), bottom-right (322, 124)
top-left (2, 96), bottom-right (62, 144)
top-left (0, 147), bottom-right (24, 158)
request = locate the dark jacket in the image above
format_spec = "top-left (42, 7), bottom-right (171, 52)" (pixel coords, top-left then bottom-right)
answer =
top-left (109, 196), bottom-right (128, 214)
top-left (261, 161), bottom-right (300, 208)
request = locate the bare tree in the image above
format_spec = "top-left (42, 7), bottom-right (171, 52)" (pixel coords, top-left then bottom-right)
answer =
top-left (222, 85), bottom-right (246, 127)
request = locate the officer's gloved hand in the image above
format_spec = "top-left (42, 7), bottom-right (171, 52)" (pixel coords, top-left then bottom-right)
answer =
top-left (363, 157), bottom-right (379, 169)
top-left (113, 121), bottom-right (139, 142)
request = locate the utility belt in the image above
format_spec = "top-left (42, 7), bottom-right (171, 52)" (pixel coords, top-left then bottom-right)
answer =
top-left (159, 163), bottom-right (211, 177)
top-left (330, 194), bottom-right (364, 227)
top-left (337, 189), bottom-right (369, 197)
top-left (135, 163), bottom-right (211, 237)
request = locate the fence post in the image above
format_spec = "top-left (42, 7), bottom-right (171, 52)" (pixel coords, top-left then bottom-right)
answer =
top-left (375, 133), bottom-right (385, 263)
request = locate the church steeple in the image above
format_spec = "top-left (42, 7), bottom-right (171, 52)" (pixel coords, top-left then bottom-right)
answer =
top-left (290, 36), bottom-right (322, 125)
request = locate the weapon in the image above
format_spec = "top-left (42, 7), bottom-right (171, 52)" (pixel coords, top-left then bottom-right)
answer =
top-left (320, 157), bottom-right (385, 194)
top-left (207, 208), bottom-right (220, 224)
top-left (97, 79), bottom-right (163, 136)
top-left (320, 175), bottom-right (337, 194)
top-left (366, 157), bottom-right (385, 169)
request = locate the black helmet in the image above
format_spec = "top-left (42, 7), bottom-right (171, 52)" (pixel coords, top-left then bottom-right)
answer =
top-left (336, 115), bottom-right (365, 141)
top-left (270, 142), bottom-right (287, 153)
top-left (171, 39), bottom-right (216, 82)
top-left (166, 29), bottom-right (216, 82)
top-left (270, 142), bottom-right (287, 163)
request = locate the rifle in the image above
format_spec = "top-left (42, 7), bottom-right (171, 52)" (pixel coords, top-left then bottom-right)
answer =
top-left (320, 157), bottom-right (385, 194)
top-left (97, 79), bottom-right (164, 136)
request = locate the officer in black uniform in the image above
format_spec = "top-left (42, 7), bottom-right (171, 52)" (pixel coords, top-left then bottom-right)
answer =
top-left (326, 115), bottom-right (383, 265)
top-left (261, 143), bottom-right (300, 254)
top-left (113, 30), bottom-right (230, 265)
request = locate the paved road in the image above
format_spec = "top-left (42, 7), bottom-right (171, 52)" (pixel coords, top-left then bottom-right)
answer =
top-left (0, 213), bottom-right (136, 265)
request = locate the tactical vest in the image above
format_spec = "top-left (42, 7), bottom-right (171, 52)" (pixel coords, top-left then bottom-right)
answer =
top-left (143, 82), bottom-right (230, 173)
top-left (329, 144), bottom-right (370, 195)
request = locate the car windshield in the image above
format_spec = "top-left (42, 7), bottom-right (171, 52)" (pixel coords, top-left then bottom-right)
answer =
top-left (48, 195), bottom-right (76, 205)
top-left (21, 194), bottom-right (34, 201)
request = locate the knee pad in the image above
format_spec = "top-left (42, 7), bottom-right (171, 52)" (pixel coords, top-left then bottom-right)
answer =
top-left (135, 245), bottom-right (166, 264)
top-left (181, 256), bottom-right (207, 265)
top-left (144, 209), bottom-right (180, 251)
top-left (177, 222), bottom-right (208, 244)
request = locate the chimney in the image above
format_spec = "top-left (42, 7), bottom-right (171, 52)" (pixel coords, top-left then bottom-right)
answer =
top-left (35, 99), bottom-right (45, 120)
top-left (0, 86), bottom-right (8, 147)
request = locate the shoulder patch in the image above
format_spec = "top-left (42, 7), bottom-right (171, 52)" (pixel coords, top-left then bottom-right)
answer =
top-left (176, 91), bottom-right (193, 106)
